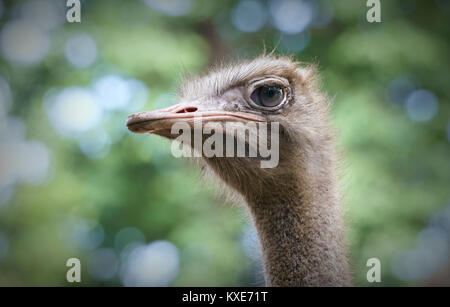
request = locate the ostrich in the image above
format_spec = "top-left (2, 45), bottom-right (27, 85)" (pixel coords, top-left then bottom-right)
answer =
top-left (127, 56), bottom-right (351, 286)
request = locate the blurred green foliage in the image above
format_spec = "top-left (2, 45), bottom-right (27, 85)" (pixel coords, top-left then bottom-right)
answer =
top-left (0, 0), bottom-right (449, 286)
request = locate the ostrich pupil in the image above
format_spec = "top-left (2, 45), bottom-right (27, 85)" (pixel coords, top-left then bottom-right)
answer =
top-left (251, 85), bottom-right (283, 107)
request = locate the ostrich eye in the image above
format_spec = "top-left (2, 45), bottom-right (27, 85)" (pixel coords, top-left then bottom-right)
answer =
top-left (250, 85), bottom-right (284, 108)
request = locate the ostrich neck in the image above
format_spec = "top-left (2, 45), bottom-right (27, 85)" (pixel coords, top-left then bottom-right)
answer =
top-left (246, 166), bottom-right (350, 286)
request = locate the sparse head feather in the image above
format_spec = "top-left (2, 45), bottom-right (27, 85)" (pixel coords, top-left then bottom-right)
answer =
top-left (178, 55), bottom-right (319, 102)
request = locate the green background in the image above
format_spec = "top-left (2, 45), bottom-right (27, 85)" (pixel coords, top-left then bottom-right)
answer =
top-left (0, 0), bottom-right (449, 286)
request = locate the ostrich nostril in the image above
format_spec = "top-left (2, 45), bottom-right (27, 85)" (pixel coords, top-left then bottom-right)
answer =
top-left (176, 107), bottom-right (198, 114)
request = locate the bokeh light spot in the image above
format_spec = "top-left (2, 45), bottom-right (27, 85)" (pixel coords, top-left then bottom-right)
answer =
top-left (391, 205), bottom-right (450, 282)
top-left (65, 34), bottom-right (98, 69)
top-left (78, 129), bottom-right (111, 159)
top-left (231, 0), bottom-right (267, 33)
top-left (310, 0), bottom-right (333, 28)
top-left (62, 218), bottom-right (105, 251)
top-left (269, 0), bottom-right (314, 34)
top-left (386, 77), bottom-right (416, 106)
top-left (404, 90), bottom-right (438, 122)
top-left (46, 87), bottom-right (103, 136)
top-left (125, 79), bottom-right (149, 112)
top-left (93, 75), bottom-right (132, 111)
top-left (87, 248), bottom-right (119, 281)
top-left (0, 19), bottom-right (50, 65)
top-left (143, 0), bottom-right (191, 16)
top-left (120, 240), bottom-right (179, 286)
top-left (0, 110), bottom-right (52, 206)
top-left (240, 224), bottom-right (261, 262)
top-left (114, 227), bottom-right (146, 251)
top-left (16, 140), bottom-right (51, 185)
top-left (20, 0), bottom-right (65, 31)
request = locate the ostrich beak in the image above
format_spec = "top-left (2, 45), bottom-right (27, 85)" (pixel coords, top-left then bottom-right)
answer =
top-left (126, 103), bottom-right (265, 137)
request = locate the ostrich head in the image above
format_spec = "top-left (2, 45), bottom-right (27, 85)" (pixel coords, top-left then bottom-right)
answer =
top-left (127, 56), bottom-right (334, 203)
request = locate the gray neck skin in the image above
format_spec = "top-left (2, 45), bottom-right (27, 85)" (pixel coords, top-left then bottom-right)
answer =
top-left (246, 174), bottom-right (350, 287)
